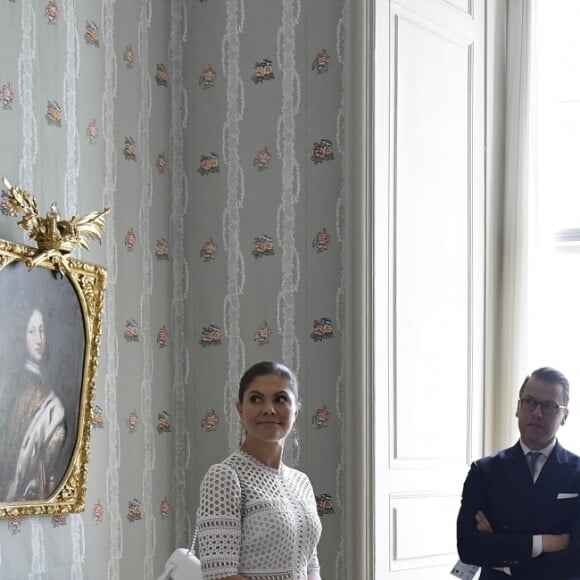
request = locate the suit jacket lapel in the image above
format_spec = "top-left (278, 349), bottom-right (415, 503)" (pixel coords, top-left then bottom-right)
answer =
top-left (536, 441), bottom-right (571, 489)
top-left (503, 443), bottom-right (535, 492)
top-left (505, 443), bottom-right (530, 474)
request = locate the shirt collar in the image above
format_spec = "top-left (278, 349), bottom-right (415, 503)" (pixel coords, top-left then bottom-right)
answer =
top-left (519, 438), bottom-right (557, 457)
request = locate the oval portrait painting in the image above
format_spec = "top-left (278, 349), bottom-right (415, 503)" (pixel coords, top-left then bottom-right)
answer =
top-left (0, 261), bottom-right (86, 504)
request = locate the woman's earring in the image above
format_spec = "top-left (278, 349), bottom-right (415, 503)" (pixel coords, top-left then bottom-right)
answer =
top-left (238, 424), bottom-right (245, 447)
top-left (292, 429), bottom-right (299, 452)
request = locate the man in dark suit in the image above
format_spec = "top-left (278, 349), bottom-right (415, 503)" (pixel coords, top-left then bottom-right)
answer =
top-left (457, 367), bottom-right (580, 579)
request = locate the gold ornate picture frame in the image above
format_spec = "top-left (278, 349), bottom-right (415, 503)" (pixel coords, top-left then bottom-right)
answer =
top-left (0, 179), bottom-right (108, 518)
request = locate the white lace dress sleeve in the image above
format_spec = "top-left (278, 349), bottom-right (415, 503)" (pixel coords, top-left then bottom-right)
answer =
top-left (198, 462), bottom-right (243, 579)
top-left (198, 450), bottom-right (322, 580)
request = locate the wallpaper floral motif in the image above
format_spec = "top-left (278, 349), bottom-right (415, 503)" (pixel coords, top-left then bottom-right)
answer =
top-left (187, 2), bottom-right (345, 577)
top-left (0, 0), bottom-right (345, 578)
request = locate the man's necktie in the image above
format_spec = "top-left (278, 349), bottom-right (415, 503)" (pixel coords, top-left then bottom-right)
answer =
top-left (528, 451), bottom-right (542, 480)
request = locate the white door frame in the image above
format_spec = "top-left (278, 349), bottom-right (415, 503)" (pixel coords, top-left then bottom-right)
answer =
top-left (344, 0), bottom-right (375, 578)
top-left (343, 1), bottom-right (495, 578)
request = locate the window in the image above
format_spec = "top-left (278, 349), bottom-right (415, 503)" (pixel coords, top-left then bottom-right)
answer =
top-left (532, 0), bottom-right (580, 449)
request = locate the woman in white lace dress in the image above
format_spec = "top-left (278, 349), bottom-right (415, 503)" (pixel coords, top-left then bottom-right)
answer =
top-left (197, 361), bottom-right (322, 580)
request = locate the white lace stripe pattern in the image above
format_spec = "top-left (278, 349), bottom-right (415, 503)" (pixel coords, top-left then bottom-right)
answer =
top-left (198, 451), bottom-right (321, 580)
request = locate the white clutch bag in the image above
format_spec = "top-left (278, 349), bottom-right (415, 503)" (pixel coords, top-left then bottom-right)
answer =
top-left (157, 547), bottom-right (202, 580)
top-left (157, 522), bottom-right (202, 580)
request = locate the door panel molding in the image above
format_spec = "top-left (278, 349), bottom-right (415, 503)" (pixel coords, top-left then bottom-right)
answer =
top-left (344, 1), bottom-right (484, 579)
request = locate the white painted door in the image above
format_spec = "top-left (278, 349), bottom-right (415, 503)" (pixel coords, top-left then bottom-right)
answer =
top-left (374, 0), bottom-right (485, 577)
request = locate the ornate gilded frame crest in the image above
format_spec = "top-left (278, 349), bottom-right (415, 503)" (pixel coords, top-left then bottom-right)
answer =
top-left (0, 179), bottom-right (108, 518)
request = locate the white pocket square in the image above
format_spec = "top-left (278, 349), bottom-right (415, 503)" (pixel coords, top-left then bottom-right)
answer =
top-left (557, 493), bottom-right (579, 499)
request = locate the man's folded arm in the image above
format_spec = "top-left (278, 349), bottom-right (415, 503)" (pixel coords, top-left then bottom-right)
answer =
top-left (457, 463), bottom-right (533, 569)
top-left (509, 523), bottom-right (580, 579)
top-left (457, 526), bottom-right (533, 568)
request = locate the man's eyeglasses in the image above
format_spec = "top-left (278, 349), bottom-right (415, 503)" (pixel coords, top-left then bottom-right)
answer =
top-left (519, 396), bottom-right (567, 415)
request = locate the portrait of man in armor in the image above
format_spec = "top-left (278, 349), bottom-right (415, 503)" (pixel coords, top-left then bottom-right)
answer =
top-left (0, 262), bottom-right (86, 504)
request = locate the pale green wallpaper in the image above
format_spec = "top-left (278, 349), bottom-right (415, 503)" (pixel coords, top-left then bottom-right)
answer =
top-left (186, 2), bottom-right (345, 579)
top-left (0, 0), bottom-right (344, 579)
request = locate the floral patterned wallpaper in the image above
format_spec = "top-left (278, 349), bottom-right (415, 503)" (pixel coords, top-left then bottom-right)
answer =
top-left (0, 0), bottom-right (344, 578)
top-left (186, 2), bottom-right (345, 578)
